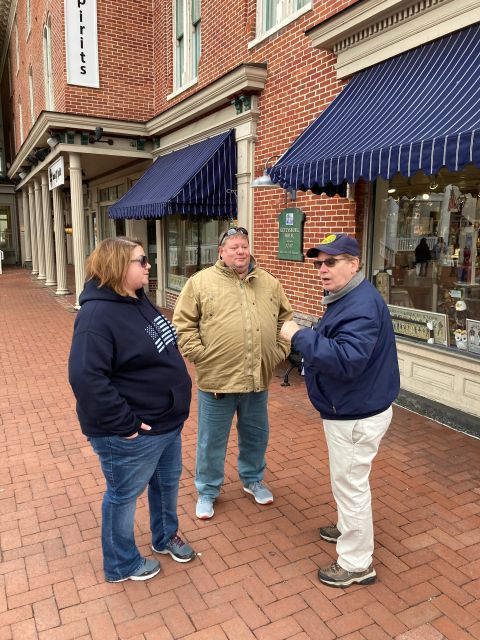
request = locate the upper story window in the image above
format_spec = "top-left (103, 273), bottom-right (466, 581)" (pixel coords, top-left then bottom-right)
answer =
top-left (251, 0), bottom-right (311, 46)
top-left (173, 0), bottom-right (201, 91)
top-left (14, 18), bottom-right (19, 73)
top-left (43, 17), bottom-right (54, 110)
top-left (28, 65), bottom-right (35, 124)
top-left (26, 0), bottom-right (31, 36)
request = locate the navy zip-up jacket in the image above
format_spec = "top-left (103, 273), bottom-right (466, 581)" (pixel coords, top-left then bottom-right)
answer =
top-left (292, 279), bottom-right (399, 420)
top-left (68, 279), bottom-right (192, 438)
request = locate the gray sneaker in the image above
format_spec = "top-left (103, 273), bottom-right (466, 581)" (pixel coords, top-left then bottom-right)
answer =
top-left (243, 481), bottom-right (273, 505)
top-left (318, 561), bottom-right (376, 588)
top-left (319, 524), bottom-right (340, 543)
top-left (152, 534), bottom-right (196, 563)
top-left (107, 557), bottom-right (161, 582)
top-left (196, 495), bottom-right (215, 519)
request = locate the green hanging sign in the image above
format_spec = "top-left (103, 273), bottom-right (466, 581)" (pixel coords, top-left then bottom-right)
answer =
top-left (277, 207), bottom-right (305, 261)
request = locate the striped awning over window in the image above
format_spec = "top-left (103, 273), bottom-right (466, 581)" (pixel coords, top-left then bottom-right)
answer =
top-left (109, 130), bottom-right (237, 219)
top-left (269, 25), bottom-right (480, 193)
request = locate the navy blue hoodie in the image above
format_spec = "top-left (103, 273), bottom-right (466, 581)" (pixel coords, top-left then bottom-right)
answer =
top-left (68, 279), bottom-right (192, 438)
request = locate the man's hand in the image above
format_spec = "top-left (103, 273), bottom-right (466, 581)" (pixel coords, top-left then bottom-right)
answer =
top-left (124, 423), bottom-right (152, 439)
top-left (280, 320), bottom-right (301, 342)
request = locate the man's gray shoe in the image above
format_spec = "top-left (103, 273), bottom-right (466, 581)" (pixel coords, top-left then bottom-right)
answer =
top-left (318, 561), bottom-right (376, 588)
top-left (152, 534), bottom-right (196, 563)
top-left (107, 557), bottom-right (160, 582)
top-left (319, 524), bottom-right (340, 543)
top-left (196, 495), bottom-right (215, 519)
top-left (243, 481), bottom-right (273, 505)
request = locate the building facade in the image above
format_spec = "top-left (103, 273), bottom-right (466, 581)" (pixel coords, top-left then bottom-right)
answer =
top-left (1, 0), bottom-right (479, 420)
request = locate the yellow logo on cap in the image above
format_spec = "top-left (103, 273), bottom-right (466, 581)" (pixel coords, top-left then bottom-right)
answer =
top-left (320, 234), bottom-right (338, 245)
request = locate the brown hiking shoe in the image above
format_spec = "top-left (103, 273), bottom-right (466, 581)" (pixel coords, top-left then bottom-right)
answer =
top-left (319, 524), bottom-right (340, 543)
top-left (318, 561), bottom-right (376, 588)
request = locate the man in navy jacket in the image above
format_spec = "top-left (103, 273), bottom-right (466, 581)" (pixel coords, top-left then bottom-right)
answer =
top-left (280, 233), bottom-right (399, 588)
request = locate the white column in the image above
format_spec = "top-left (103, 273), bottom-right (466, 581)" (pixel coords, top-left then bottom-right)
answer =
top-left (235, 118), bottom-right (257, 251)
top-left (52, 186), bottom-right (70, 295)
top-left (21, 189), bottom-right (32, 265)
top-left (28, 183), bottom-right (39, 275)
top-left (34, 178), bottom-right (46, 279)
top-left (41, 172), bottom-right (56, 286)
top-left (69, 153), bottom-right (87, 307)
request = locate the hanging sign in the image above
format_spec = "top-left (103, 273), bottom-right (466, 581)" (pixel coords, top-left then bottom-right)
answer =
top-left (64, 0), bottom-right (100, 88)
top-left (48, 156), bottom-right (65, 190)
top-left (277, 207), bottom-right (305, 261)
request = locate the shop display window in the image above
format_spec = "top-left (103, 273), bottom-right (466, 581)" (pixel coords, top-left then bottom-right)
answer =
top-left (166, 216), bottom-right (227, 291)
top-left (371, 167), bottom-right (480, 355)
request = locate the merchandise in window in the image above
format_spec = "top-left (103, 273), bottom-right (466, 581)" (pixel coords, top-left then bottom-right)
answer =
top-left (166, 216), bottom-right (227, 291)
top-left (371, 167), bottom-right (480, 355)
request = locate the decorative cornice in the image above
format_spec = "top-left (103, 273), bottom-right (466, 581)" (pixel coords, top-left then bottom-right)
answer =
top-left (307, 0), bottom-right (480, 77)
top-left (147, 63), bottom-right (268, 137)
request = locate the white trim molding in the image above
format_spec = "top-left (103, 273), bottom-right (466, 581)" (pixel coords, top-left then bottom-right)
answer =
top-left (307, 0), bottom-right (480, 78)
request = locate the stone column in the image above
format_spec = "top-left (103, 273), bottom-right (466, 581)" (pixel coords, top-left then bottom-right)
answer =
top-left (28, 183), bottom-right (39, 275)
top-left (52, 186), bottom-right (70, 295)
top-left (21, 190), bottom-right (32, 266)
top-left (69, 153), bottom-right (86, 307)
top-left (34, 178), bottom-right (46, 279)
top-left (41, 172), bottom-right (56, 286)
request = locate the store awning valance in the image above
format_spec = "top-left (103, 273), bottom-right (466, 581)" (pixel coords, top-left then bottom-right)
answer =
top-left (109, 130), bottom-right (237, 219)
top-left (269, 25), bottom-right (480, 193)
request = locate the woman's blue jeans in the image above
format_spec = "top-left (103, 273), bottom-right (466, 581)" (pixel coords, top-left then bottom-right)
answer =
top-left (195, 390), bottom-right (269, 498)
top-left (89, 429), bottom-right (182, 581)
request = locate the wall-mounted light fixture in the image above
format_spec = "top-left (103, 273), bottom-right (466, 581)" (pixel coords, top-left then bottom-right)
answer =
top-left (251, 155), bottom-right (282, 188)
top-left (47, 132), bottom-right (65, 148)
top-left (89, 126), bottom-right (114, 145)
top-left (26, 154), bottom-right (39, 166)
top-left (18, 170), bottom-right (28, 180)
top-left (35, 147), bottom-right (50, 162)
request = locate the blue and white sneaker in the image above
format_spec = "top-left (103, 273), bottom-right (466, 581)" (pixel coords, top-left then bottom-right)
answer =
top-left (152, 534), bottom-right (196, 563)
top-left (196, 495), bottom-right (215, 519)
top-left (243, 481), bottom-right (273, 505)
top-left (107, 557), bottom-right (161, 582)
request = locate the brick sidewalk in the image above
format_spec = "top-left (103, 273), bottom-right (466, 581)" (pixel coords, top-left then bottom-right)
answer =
top-left (1, 266), bottom-right (479, 640)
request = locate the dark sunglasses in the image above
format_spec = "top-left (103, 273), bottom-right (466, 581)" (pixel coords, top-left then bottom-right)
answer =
top-left (219, 227), bottom-right (248, 246)
top-left (313, 257), bottom-right (347, 268)
top-left (130, 255), bottom-right (149, 267)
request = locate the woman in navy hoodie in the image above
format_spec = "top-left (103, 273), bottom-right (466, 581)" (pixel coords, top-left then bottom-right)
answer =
top-left (69, 237), bottom-right (195, 583)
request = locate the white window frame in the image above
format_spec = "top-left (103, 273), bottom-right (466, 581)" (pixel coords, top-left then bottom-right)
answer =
top-left (28, 65), bottom-right (35, 124)
top-left (26, 0), bottom-right (31, 36)
top-left (249, 0), bottom-right (311, 48)
top-left (18, 98), bottom-right (24, 144)
top-left (171, 0), bottom-right (201, 95)
top-left (43, 17), bottom-right (54, 110)
top-left (14, 18), bottom-right (19, 74)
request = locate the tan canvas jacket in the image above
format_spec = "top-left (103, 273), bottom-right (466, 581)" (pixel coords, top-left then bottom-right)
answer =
top-left (173, 259), bottom-right (293, 393)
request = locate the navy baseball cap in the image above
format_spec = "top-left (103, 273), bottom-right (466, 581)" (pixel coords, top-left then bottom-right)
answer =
top-left (306, 233), bottom-right (360, 257)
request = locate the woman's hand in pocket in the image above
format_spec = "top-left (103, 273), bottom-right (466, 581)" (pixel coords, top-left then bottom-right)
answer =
top-left (124, 423), bottom-right (152, 439)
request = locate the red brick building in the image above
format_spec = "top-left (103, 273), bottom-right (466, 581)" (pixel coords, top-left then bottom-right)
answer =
top-left (1, 0), bottom-right (480, 423)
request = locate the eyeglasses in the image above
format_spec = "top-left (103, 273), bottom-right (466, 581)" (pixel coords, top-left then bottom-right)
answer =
top-left (313, 257), bottom-right (347, 268)
top-left (130, 255), bottom-right (149, 267)
top-left (219, 227), bottom-right (248, 246)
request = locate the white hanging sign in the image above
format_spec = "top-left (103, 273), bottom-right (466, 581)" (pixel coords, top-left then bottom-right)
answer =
top-left (64, 0), bottom-right (99, 88)
top-left (49, 156), bottom-right (65, 191)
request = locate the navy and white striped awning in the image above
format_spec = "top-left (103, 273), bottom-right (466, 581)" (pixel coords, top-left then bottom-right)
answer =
top-left (269, 25), bottom-right (480, 193)
top-left (109, 129), bottom-right (237, 219)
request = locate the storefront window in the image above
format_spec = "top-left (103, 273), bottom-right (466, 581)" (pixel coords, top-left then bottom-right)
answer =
top-left (166, 216), bottom-right (227, 291)
top-left (371, 166), bottom-right (480, 355)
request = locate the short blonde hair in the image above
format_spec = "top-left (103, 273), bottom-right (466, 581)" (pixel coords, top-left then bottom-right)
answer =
top-left (85, 237), bottom-right (143, 296)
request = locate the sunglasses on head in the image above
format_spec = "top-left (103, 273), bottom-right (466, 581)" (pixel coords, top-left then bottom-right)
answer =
top-left (313, 257), bottom-right (347, 268)
top-left (219, 227), bottom-right (248, 246)
top-left (130, 255), bottom-right (149, 267)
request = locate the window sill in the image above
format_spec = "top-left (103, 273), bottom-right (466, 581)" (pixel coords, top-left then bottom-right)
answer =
top-left (167, 77), bottom-right (198, 102)
top-left (248, 3), bottom-right (312, 50)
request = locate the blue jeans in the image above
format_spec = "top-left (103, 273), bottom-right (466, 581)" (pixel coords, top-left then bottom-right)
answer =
top-left (196, 390), bottom-right (269, 498)
top-left (89, 429), bottom-right (182, 581)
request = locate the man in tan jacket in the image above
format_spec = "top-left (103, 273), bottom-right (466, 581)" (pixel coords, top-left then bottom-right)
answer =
top-left (173, 227), bottom-right (292, 519)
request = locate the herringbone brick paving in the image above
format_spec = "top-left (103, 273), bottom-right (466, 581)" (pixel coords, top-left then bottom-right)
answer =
top-left (1, 266), bottom-right (479, 640)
